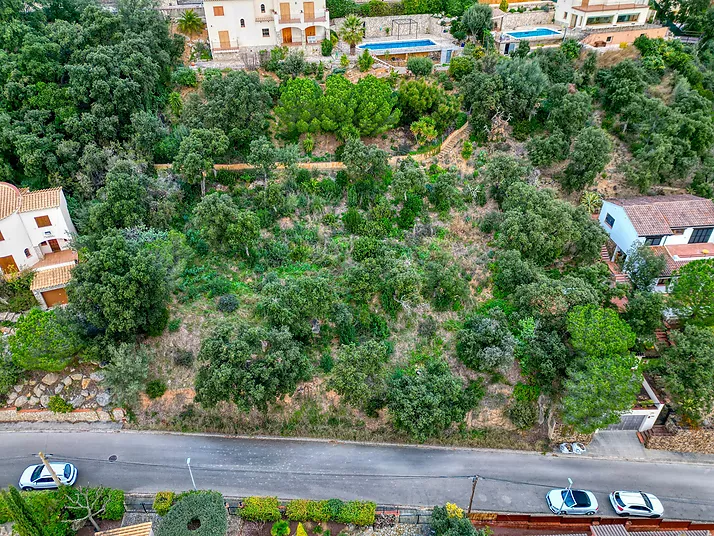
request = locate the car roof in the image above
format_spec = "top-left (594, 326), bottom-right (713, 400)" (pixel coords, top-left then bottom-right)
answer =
top-left (618, 491), bottom-right (648, 507)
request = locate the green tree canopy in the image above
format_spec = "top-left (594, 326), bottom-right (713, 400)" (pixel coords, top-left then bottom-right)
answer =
top-left (456, 308), bottom-right (517, 372)
top-left (669, 259), bottom-right (714, 325)
top-left (274, 77), bottom-right (323, 140)
top-left (9, 308), bottom-right (82, 371)
top-left (561, 127), bottom-right (612, 192)
top-left (461, 4), bottom-right (492, 42)
top-left (172, 128), bottom-right (229, 195)
top-left (623, 244), bottom-right (667, 292)
top-left (352, 75), bottom-right (400, 136)
top-left (328, 340), bottom-right (389, 412)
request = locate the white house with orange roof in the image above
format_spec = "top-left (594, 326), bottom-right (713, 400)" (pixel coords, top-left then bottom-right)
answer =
top-left (0, 182), bottom-right (77, 308)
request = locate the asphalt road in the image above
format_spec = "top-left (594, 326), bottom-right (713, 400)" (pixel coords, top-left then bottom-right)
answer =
top-left (1, 432), bottom-right (713, 521)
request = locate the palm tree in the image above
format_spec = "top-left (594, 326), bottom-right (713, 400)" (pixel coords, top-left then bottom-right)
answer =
top-left (177, 9), bottom-right (205, 41)
top-left (580, 191), bottom-right (603, 214)
top-left (340, 15), bottom-right (364, 56)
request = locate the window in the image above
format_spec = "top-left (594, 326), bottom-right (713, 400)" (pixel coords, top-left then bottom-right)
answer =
top-left (586, 15), bottom-right (613, 25)
top-left (31, 466), bottom-right (43, 482)
top-left (616, 13), bottom-right (639, 22)
top-left (606, 36), bottom-right (613, 42)
top-left (262, 28), bottom-right (270, 37)
top-left (671, 228), bottom-right (685, 235)
top-left (24, 248), bottom-right (31, 258)
top-left (644, 236), bottom-right (663, 246)
top-left (657, 277), bottom-right (670, 286)
top-left (605, 213), bottom-right (615, 227)
top-left (689, 227), bottom-right (713, 244)
top-left (64, 465), bottom-right (72, 478)
top-left (34, 215), bottom-right (51, 227)
top-left (260, 3), bottom-right (266, 12)
top-left (240, 18), bottom-right (245, 27)
top-left (213, 5), bottom-right (224, 15)
top-left (0, 231), bottom-right (4, 241)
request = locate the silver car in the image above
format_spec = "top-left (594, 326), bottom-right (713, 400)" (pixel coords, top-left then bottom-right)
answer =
top-left (546, 488), bottom-right (599, 515)
top-left (18, 463), bottom-right (77, 490)
top-left (610, 491), bottom-right (664, 518)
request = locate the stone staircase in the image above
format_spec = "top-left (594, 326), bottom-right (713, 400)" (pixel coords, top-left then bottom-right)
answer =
top-left (640, 424), bottom-right (674, 447)
top-left (600, 245), bottom-right (630, 284)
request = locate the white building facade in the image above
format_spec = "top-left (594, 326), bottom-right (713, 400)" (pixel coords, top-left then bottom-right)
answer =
top-left (554, 0), bottom-right (650, 30)
top-left (599, 195), bottom-right (714, 292)
top-left (0, 183), bottom-right (77, 308)
top-left (204, 0), bottom-right (329, 54)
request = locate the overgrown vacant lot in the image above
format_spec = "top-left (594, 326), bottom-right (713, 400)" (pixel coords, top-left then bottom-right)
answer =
top-left (2, 0), bottom-right (714, 447)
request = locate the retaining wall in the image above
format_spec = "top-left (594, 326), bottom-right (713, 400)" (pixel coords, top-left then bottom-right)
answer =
top-left (332, 14), bottom-right (450, 39)
top-left (644, 421), bottom-right (714, 454)
top-left (500, 9), bottom-right (555, 30)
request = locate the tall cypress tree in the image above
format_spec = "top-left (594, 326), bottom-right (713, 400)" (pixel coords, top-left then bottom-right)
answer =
top-left (0, 486), bottom-right (48, 536)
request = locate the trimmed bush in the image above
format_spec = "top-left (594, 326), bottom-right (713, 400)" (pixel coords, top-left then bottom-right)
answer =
top-left (146, 379), bottom-right (167, 399)
top-left (296, 522), bottom-right (308, 536)
top-left (240, 496), bottom-right (281, 521)
top-left (325, 498), bottom-right (344, 520)
top-left (48, 395), bottom-right (73, 413)
top-left (272, 520), bottom-right (291, 536)
top-left (154, 491), bottom-right (175, 516)
top-left (102, 488), bottom-right (126, 520)
top-left (336, 500), bottom-right (376, 526)
top-left (217, 294), bottom-right (239, 313)
top-left (155, 490), bottom-right (227, 536)
top-left (286, 499), bottom-right (331, 522)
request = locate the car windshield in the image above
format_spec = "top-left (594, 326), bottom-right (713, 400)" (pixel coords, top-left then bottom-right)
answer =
top-left (30, 465), bottom-right (43, 481)
top-left (63, 465), bottom-right (71, 478)
top-left (641, 493), bottom-right (653, 510)
top-left (614, 494), bottom-right (626, 507)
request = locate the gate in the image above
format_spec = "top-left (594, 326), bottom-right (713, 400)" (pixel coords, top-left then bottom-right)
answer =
top-left (608, 414), bottom-right (646, 431)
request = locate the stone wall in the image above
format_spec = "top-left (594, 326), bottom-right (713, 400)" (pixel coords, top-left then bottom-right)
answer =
top-left (500, 9), bottom-right (555, 30)
top-left (332, 14), bottom-right (449, 39)
top-left (644, 420), bottom-right (714, 454)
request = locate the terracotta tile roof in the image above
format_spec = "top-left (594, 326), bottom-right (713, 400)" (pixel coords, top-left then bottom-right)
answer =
top-left (0, 182), bottom-right (63, 220)
top-left (0, 183), bottom-right (21, 220)
top-left (96, 523), bottom-right (153, 536)
top-left (30, 264), bottom-right (73, 291)
top-left (19, 187), bottom-right (62, 213)
top-left (649, 246), bottom-right (714, 277)
top-left (608, 195), bottom-right (714, 236)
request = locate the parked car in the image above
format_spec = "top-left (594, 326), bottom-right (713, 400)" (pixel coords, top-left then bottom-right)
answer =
top-left (19, 463), bottom-right (77, 490)
top-left (546, 488), bottom-right (599, 515)
top-left (610, 491), bottom-right (664, 518)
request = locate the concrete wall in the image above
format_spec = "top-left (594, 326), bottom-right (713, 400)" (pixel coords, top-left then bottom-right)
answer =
top-left (500, 9), bottom-right (554, 30)
top-left (332, 13), bottom-right (449, 39)
top-left (205, 0), bottom-right (280, 49)
top-left (0, 213), bottom-right (35, 272)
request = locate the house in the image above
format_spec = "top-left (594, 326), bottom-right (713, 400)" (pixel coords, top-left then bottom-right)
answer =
top-left (204, 0), bottom-right (330, 55)
top-left (554, 0), bottom-right (668, 47)
top-left (599, 194), bottom-right (714, 292)
top-left (0, 182), bottom-right (77, 309)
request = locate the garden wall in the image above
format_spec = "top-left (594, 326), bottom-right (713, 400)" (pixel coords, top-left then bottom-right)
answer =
top-left (643, 420), bottom-right (714, 454)
top-left (500, 10), bottom-right (555, 31)
top-left (332, 14), bottom-right (448, 39)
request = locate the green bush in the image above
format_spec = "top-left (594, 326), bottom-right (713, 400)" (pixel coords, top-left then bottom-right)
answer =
top-left (155, 490), bottom-right (227, 536)
top-left (48, 395), bottom-right (73, 413)
top-left (325, 498), bottom-right (344, 520)
top-left (102, 488), bottom-right (126, 520)
top-left (173, 348), bottom-right (194, 367)
top-left (407, 57), bottom-right (433, 77)
top-left (9, 308), bottom-right (82, 371)
top-left (154, 491), bottom-right (175, 516)
top-left (507, 398), bottom-right (538, 430)
top-left (272, 520), bottom-right (291, 536)
top-left (217, 294), bottom-right (239, 313)
top-left (240, 496), bottom-right (281, 521)
top-left (146, 379), bottom-right (167, 399)
top-left (321, 39), bottom-right (333, 56)
top-left (172, 67), bottom-right (198, 87)
top-left (337, 500), bottom-right (376, 526)
top-left (286, 499), bottom-right (331, 522)
top-left (168, 318), bottom-right (182, 332)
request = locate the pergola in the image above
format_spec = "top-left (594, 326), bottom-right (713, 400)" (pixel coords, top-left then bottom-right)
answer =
top-left (390, 18), bottom-right (419, 40)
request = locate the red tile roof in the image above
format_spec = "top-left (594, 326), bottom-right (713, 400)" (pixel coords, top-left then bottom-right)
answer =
top-left (608, 195), bottom-right (714, 236)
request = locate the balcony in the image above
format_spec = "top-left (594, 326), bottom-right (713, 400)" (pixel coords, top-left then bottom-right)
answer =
top-left (255, 14), bottom-right (273, 21)
top-left (572, 0), bottom-right (648, 12)
top-left (275, 8), bottom-right (329, 26)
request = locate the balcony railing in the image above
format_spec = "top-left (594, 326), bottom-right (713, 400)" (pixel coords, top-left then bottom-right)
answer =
top-left (572, 0), bottom-right (648, 11)
top-left (277, 8), bottom-right (329, 25)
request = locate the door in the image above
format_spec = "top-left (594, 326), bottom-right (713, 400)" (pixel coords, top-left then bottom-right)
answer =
top-left (607, 414), bottom-right (646, 431)
top-left (282, 27), bottom-right (292, 43)
top-left (41, 288), bottom-right (68, 307)
top-left (0, 255), bottom-right (18, 274)
top-left (218, 30), bottom-right (230, 49)
top-left (303, 1), bottom-right (314, 20)
top-left (280, 2), bottom-right (291, 20)
top-left (35, 477), bottom-right (57, 490)
top-left (48, 239), bottom-right (61, 252)
top-left (689, 227), bottom-right (713, 244)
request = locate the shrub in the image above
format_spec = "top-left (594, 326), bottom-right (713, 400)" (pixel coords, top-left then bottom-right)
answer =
top-left (445, 503), bottom-right (464, 518)
top-left (240, 496), bottom-right (281, 521)
top-left (336, 501), bottom-right (376, 526)
top-left (172, 67), bottom-right (198, 87)
top-left (320, 353), bottom-right (334, 373)
top-left (286, 499), bottom-right (331, 522)
top-left (154, 491), bottom-right (175, 516)
top-left (358, 49), bottom-right (374, 72)
top-left (9, 308), bottom-right (82, 371)
top-left (507, 398), bottom-right (538, 430)
top-left (102, 488), bottom-right (126, 520)
top-left (103, 344), bottom-right (151, 408)
top-left (48, 395), bottom-right (73, 413)
top-left (168, 318), bottom-right (182, 332)
top-left (325, 498), bottom-right (344, 520)
top-left (286, 499), bottom-right (309, 521)
top-left (322, 39), bottom-right (333, 56)
top-left (173, 348), bottom-right (194, 367)
top-left (146, 379), bottom-right (167, 399)
top-left (155, 490), bottom-right (227, 536)
top-left (296, 523), bottom-right (308, 536)
top-left (272, 520), bottom-right (291, 536)
top-left (407, 57), bottom-right (433, 76)
top-left (217, 294), bottom-right (239, 313)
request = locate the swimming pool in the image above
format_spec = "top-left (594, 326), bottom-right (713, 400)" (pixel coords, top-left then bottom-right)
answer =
top-left (358, 39), bottom-right (437, 51)
top-left (505, 28), bottom-right (561, 39)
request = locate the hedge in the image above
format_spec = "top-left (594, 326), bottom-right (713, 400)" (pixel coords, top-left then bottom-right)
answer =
top-left (153, 491), bottom-right (175, 516)
top-left (154, 490), bottom-right (227, 536)
top-left (240, 496), bottom-right (281, 521)
top-left (243, 497), bottom-right (376, 526)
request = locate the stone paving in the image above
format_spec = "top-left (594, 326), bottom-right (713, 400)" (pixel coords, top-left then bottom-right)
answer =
top-left (4, 366), bottom-right (112, 411)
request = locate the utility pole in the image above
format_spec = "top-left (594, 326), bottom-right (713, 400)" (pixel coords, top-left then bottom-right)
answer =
top-left (37, 452), bottom-right (63, 488)
top-left (467, 475), bottom-right (479, 515)
top-left (187, 458), bottom-right (197, 491)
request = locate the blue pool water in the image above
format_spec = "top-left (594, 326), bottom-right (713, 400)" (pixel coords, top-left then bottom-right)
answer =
top-left (358, 39), bottom-right (437, 51)
top-left (506, 28), bottom-right (561, 39)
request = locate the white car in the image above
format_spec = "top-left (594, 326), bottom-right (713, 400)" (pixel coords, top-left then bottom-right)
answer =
top-left (19, 463), bottom-right (77, 490)
top-left (610, 491), bottom-right (664, 518)
top-left (546, 488), bottom-right (599, 515)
